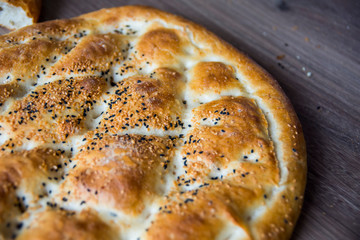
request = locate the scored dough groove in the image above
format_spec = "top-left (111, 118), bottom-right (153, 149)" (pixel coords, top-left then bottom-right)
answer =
top-left (0, 6), bottom-right (306, 240)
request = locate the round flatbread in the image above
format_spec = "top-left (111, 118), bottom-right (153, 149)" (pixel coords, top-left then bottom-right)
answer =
top-left (0, 6), bottom-right (306, 240)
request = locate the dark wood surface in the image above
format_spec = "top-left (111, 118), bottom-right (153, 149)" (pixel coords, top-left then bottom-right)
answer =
top-left (1, 0), bottom-right (359, 239)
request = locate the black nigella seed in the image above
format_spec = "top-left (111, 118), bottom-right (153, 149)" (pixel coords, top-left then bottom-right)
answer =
top-left (16, 222), bottom-right (23, 230)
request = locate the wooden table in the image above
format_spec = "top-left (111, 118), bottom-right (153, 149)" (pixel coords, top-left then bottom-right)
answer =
top-left (1, 0), bottom-right (359, 239)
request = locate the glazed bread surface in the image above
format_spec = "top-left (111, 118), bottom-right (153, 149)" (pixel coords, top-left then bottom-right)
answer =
top-left (0, 6), bottom-right (306, 240)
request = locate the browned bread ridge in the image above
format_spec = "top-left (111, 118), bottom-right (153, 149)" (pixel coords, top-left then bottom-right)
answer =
top-left (0, 5), bottom-right (306, 240)
top-left (0, 0), bottom-right (41, 29)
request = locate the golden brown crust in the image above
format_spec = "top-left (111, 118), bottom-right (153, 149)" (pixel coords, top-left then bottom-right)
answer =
top-left (189, 62), bottom-right (243, 94)
top-left (0, 38), bottom-right (67, 79)
top-left (50, 33), bottom-right (125, 75)
top-left (17, 209), bottom-right (117, 240)
top-left (0, 76), bottom-right (107, 146)
top-left (0, 18), bottom-right (91, 47)
top-left (0, 148), bottom-right (63, 238)
top-left (60, 134), bottom-right (176, 215)
top-left (95, 68), bottom-right (184, 133)
top-left (181, 96), bottom-right (278, 180)
top-left (137, 28), bottom-right (182, 66)
top-left (0, 5), bottom-right (306, 240)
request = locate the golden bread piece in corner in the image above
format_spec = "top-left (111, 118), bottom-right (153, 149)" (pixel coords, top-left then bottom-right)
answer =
top-left (0, 0), bottom-right (41, 30)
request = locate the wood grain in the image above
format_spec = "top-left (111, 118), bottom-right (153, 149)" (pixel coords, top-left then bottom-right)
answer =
top-left (1, 0), bottom-right (359, 239)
